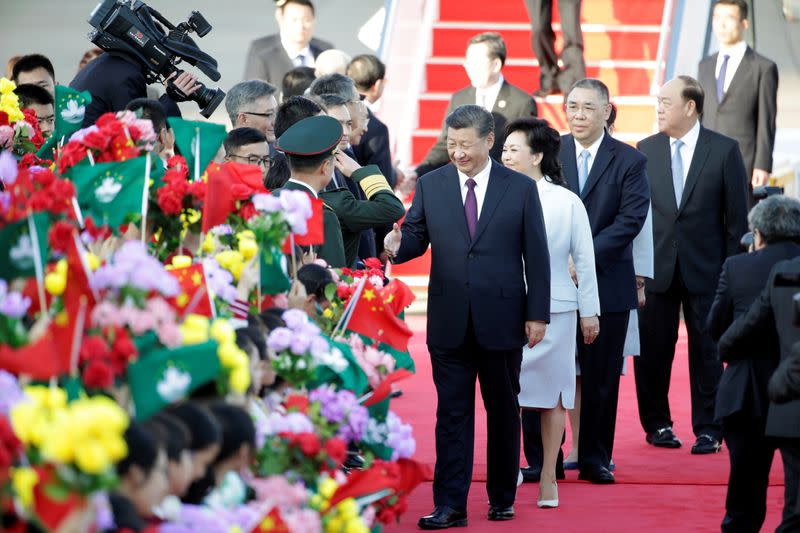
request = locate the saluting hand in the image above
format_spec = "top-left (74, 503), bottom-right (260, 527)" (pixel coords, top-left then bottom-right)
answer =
top-left (383, 222), bottom-right (402, 258)
top-left (525, 320), bottom-right (546, 348)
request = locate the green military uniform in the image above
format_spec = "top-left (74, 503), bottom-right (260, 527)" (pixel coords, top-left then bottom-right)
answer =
top-left (320, 166), bottom-right (405, 267)
top-left (273, 115), bottom-right (347, 268)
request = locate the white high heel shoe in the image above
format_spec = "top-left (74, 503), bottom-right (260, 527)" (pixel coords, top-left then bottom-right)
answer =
top-left (537, 481), bottom-right (559, 508)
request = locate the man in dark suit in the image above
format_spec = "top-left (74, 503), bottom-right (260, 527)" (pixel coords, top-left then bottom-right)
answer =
top-left (524, 0), bottom-right (586, 96)
top-left (719, 256), bottom-right (800, 532)
top-left (555, 78), bottom-right (649, 484)
top-left (698, 0), bottom-right (778, 200)
top-left (414, 32), bottom-right (537, 180)
top-left (384, 105), bottom-right (550, 528)
top-left (707, 195), bottom-right (800, 532)
top-left (635, 76), bottom-right (749, 455)
top-left (243, 0), bottom-right (333, 86)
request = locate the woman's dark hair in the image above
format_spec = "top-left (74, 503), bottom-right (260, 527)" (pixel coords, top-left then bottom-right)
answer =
top-left (258, 307), bottom-right (287, 332)
top-left (149, 413), bottom-right (191, 462)
top-left (297, 263), bottom-right (333, 301)
top-left (166, 402), bottom-right (222, 451)
top-left (207, 402), bottom-right (256, 464)
top-left (504, 118), bottom-right (566, 187)
top-left (117, 422), bottom-right (162, 476)
top-left (238, 326), bottom-right (268, 361)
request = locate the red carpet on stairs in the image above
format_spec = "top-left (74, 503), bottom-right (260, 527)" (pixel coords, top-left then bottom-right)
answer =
top-left (391, 315), bottom-right (787, 531)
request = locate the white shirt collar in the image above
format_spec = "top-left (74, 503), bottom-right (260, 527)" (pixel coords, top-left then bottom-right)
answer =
top-left (474, 75), bottom-right (504, 110)
top-left (574, 131), bottom-right (605, 163)
top-left (281, 37), bottom-right (314, 64)
top-left (287, 178), bottom-right (318, 198)
top-left (670, 119), bottom-right (701, 150)
top-left (457, 158), bottom-right (492, 188)
top-left (718, 40), bottom-right (747, 62)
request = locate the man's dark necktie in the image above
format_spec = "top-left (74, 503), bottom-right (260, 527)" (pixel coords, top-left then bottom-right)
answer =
top-left (716, 54), bottom-right (730, 102)
top-left (464, 178), bottom-right (478, 240)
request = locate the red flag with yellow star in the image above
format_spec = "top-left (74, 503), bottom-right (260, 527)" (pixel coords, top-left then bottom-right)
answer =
top-left (167, 264), bottom-right (213, 317)
top-left (346, 280), bottom-right (413, 352)
top-left (380, 278), bottom-right (416, 316)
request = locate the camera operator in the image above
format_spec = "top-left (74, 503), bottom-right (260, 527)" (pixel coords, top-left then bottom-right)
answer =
top-left (69, 51), bottom-right (200, 127)
top-left (718, 198), bottom-right (800, 531)
top-left (706, 195), bottom-right (800, 532)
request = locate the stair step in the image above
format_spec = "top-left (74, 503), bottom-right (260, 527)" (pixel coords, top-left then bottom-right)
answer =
top-left (417, 95), bottom-right (655, 132)
top-left (439, 0), bottom-right (664, 26)
top-left (424, 62), bottom-right (655, 96)
top-left (433, 26), bottom-right (659, 61)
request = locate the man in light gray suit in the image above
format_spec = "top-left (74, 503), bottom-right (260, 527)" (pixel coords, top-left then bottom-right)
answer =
top-left (243, 0), bottom-right (333, 86)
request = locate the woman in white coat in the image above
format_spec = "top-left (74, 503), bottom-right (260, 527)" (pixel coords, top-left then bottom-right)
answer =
top-left (502, 118), bottom-right (600, 508)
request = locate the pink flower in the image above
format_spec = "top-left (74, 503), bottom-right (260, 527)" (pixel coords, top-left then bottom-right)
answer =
top-left (282, 509), bottom-right (321, 533)
top-left (146, 297), bottom-right (177, 325)
top-left (157, 322), bottom-right (182, 347)
top-left (121, 304), bottom-right (156, 334)
top-left (91, 301), bottom-right (123, 328)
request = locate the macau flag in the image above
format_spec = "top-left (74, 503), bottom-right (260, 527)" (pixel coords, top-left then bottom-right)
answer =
top-left (67, 157), bottom-right (148, 229)
top-left (0, 213), bottom-right (50, 280)
top-left (36, 85), bottom-right (92, 159)
top-left (260, 245), bottom-right (292, 295)
top-left (167, 118), bottom-right (227, 181)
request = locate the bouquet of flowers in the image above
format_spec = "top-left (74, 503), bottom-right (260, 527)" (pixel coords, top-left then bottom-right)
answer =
top-left (0, 156), bottom-right (75, 223)
top-left (0, 78), bottom-right (45, 156)
top-left (178, 315), bottom-right (251, 394)
top-left (345, 334), bottom-right (397, 389)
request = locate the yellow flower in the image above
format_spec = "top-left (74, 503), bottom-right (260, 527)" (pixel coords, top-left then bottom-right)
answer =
top-left (55, 259), bottom-right (68, 274)
top-left (322, 308), bottom-right (334, 319)
top-left (100, 434), bottom-right (128, 462)
top-left (11, 467), bottom-right (38, 509)
top-left (326, 517), bottom-right (343, 533)
top-left (25, 385), bottom-right (67, 410)
top-left (215, 250), bottom-right (245, 280)
top-left (180, 314), bottom-right (210, 345)
top-left (337, 499), bottom-right (359, 520)
top-left (309, 494), bottom-right (323, 509)
top-left (318, 477), bottom-right (338, 499)
top-left (75, 440), bottom-right (111, 474)
top-left (229, 366), bottom-right (251, 394)
top-left (55, 311), bottom-right (69, 326)
top-left (86, 252), bottom-right (101, 271)
top-left (171, 255), bottom-right (193, 269)
top-left (202, 233), bottom-right (216, 253)
top-left (41, 429), bottom-right (76, 463)
top-left (0, 77), bottom-right (16, 94)
top-left (217, 342), bottom-right (241, 368)
top-left (229, 527), bottom-right (243, 533)
top-left (238, 238), bottom-right (258, 261)
top-left (9, 403), bottom-right (39, 445)
top-left (1, 92), bottom-right (19, 109)
top-left (210, 319), bottom-right (235, 345)
top-left (343, 518), bottom-right (368, 533)
top-left (259, 516), bottom-right (276, 531)
top-left (45, 271), bottom-right (67, 296)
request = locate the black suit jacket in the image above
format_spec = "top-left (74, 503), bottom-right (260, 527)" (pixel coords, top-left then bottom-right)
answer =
top-left (415, 81), bottom-right (537, 176)
top-left (396, 160), bottom-right (550, 350)
top-left (243, 34), bottom-right (333, 86)
top-left (719, 257), bottom-right (800, 438)
top-left (561, 133), bottom-right (650, 313)
top-left (353, 108), bottom-right (394, 186)
top-left (698, 47), bottom-right (778, 175)
top-left (637, 127), bottom-right (748, 294)
top-left (706, 242), bottom-right (800, 420)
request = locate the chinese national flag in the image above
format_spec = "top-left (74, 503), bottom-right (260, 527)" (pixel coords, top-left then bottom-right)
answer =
top-left (167, 264), bottom-right (213, 317)
top-left (0, 325), bottom-right (63, 378)
top-left (281, 197), bottom-right (324, 253)
top-left (201, 163), bottom-right (235, 233)
top-left (380, 279), bottom-right (416, 316)
top-left (346, 280), bottom-right (413, 352)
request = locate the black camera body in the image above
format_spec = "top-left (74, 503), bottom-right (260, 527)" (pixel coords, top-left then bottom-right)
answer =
top-left (87, 0), bottom-right (225, 118)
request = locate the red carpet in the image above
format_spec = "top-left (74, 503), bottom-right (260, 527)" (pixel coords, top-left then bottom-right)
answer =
top-left (391, 315), bottom-right (787, 531)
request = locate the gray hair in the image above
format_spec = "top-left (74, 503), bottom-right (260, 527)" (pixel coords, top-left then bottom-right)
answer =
top-left (308, 73), bottom-right (359, 102)
top-left (748, 195), bottom-right (800, 244)
top-left (445, 104), bottom-right (494, 138)
top-left (312, 93), bottom-right (350, 109)
top-left (568, 78), bottom-right (610, 104)
top-left (225, 80), bottom-right (277, 124)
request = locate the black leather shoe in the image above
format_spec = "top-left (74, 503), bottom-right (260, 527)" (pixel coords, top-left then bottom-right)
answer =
top-left (488, 505), bottom-right (514, 521)
top-left (646, 426), bottom-right (682, 448)
top-left (691, 434), bottom-right (722, 455)
top-left (578, 466), bottom-right (615, 484)
top-left (418, 507), bottom-right (467, 530)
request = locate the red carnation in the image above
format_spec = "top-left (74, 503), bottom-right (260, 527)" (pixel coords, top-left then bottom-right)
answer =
top-left (167, 155), bottom-right (188, 176)
top-left (82, 359), bottom-right (114, 389)
top-left (48, 221), bottom-right (76, 253)
top-left (57, 142), bottom-right (88, 173)
top-left (324, 437), bottom-right (348, 466)
top-left (295, 432), bottom-right (321, 457)
top-left (237, 201), bottom-right (257, 221)
top-left (79, 335), bottom-right (110, 364)
top-left (111, 333), bottom-right (137, 374)
top-left (363, 257), bottom-right (383, 270)
top-left (336, 284), bottom-right (352, 300)
top-left (83, 216), bottom-right (112, 241)
top-left (157, 189), bottom-right (184, 215)
top-left (28, 190), bottom-right (54, 211)
top-left (32, 168), bottom-right (55, 187)
top-left (81, 130), bottom-right (110, 151)
top-left (0, 111), bottom-right (8, 126)
top-left (49, 178), bottom-right (77, 202)
top-left (188, 180), bottom-right (206, 202)
top-left (283, 394), bottom-right (309, 413)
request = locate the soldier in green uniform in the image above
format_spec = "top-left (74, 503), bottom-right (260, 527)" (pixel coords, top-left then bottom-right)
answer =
top-left (273, 115), bottom-right (347, 267)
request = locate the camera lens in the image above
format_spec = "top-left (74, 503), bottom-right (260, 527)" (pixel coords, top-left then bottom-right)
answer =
top-left (192, 85), bottom-right (225, 118)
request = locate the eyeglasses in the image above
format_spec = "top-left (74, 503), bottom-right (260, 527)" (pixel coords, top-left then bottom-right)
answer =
top-left (228, 154), bottom-right (273, 169)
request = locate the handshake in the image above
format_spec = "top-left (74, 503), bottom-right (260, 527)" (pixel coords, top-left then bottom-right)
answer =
top-left (383, 222), bottom-right (402, 259)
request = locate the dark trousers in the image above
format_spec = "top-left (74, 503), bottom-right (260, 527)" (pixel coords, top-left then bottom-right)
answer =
top-left (577, 311), bottom-right (628, 470)
top-left (635, 263), bottom-right (723, 438)
top-left (721, 414), bottom-right (775, 533)
top-left (429, 322), bottom-right (523, 511)
top-left (521, 408), bottom-right (564, 470)
top-left (778, 441), bottom-right (800, 533)
top-left (524, 0), bottom-right (586, 92)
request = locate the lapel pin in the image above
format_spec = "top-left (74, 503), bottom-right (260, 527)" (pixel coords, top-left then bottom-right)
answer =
top-left (498, 100), bottom-right (506, 109)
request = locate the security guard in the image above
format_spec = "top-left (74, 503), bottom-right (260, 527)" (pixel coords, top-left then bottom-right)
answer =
top-left (273, 115), bottom-right (346, 267)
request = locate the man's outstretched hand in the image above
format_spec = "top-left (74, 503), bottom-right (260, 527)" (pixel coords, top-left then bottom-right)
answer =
top-left (384, 222), bottom-right (402, 258)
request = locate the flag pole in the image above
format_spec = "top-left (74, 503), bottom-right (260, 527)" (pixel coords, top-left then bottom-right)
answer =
top-left (256, 253), bottom-right (262, 312)
top-left (194, 127), bottom-right (200, 182)
top-left (68, 296), bottom-right (88, 377)
top-left (331, 275), bottom-right (367, 338)
top-left (71, 197), bottom-right (85, 229)
top-left (86, 151), bottom-right (95, 166)
top-left (201, 263), bottom-right (217, 320)
top-left (290, 233), bottom-right (298, 279)
top-left (27, 213), bottom-right (48, 316)
top-left (140, 152), bottom-right (151, 243)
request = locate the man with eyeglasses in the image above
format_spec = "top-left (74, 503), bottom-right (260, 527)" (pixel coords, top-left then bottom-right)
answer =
top-left (223, 128), bottom-right (273, 180)
top-left (15, 83), bottom-right (55, 140)
top-left (226, 80), bottom-right (279, 144)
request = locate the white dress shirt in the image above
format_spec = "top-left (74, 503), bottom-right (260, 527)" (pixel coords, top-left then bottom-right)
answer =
top-left (670, 119), bottom-right (701, 184)
top-left (457, 158), bottom-right (491, 219)
top-left (574, 131), bottom-right (605, 176)
top-left (715, 40), bottom-right (747, 93)
top-left (282, 38), bottom-right (315, 68)
top-left (287, 178), bottom-right (318, 198)
top-left (475, 75), bottom-right (504, 112)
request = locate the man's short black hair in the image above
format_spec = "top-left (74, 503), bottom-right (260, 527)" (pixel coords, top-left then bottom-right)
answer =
top-left (346, 55), bottom-right (386, 92)
top-left (714, 0), bottom-right (748, 19)
top-left (11, 54), bottom-right (55, 82)
top-left (677, 75), bottom-right (705, 115)
top-left (224, 127), bottom-right (267, 155)
top-left (274, 96), bottom-right (324, 139)
top-left (14, 84), bottom-right (54, 108)
top-left (278, 0), bottom-right (315, 15)
top-left (445, 104), bottom-right (494, 138)
top-left (285, 151), bottom-right (333, 174)
top-left (125, 98), bottom-right (168, 134)
top-left (282, 66), bottom-right (316, 100)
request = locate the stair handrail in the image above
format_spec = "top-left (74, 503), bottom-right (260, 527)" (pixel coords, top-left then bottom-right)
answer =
top-left (651, 0), bottom-right (678, 95)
